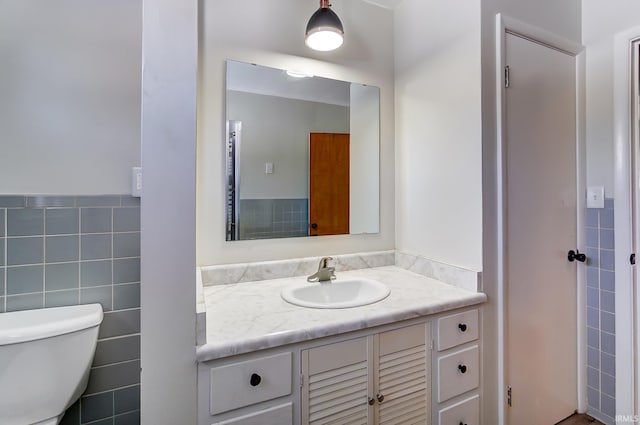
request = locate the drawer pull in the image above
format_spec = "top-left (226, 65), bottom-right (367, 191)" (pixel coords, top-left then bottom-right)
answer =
top-left (376, 392), bottom-right (385, 403)
top-left (458, 364), bottom-right (468, 374)
top-left (249, 373), bottom-right (262, 387)
top-left (458, 323), bottom-right (468, 332)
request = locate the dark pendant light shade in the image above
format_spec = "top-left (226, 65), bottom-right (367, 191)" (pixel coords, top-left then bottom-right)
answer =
top-left (305, 0), bottom-right (344, 51)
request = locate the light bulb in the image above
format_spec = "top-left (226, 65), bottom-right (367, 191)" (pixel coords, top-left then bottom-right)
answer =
top-left (305, 30), bottom-right (344, 52)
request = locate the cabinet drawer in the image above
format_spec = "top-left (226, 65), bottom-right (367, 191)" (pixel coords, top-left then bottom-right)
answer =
top-left (437, 309), bottom-right (478, 351)
top-left (438, 395), bottom-right (479, 425)
top-left (211, 402), bottom-right (292, 425)
top-left (209, 352), bottom-right (292, 415)
top-left (437, 345), bottom-right (479, 402)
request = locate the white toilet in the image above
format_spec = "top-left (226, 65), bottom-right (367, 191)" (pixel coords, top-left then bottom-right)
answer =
top-left (0, 303), bottom-right (104, 425)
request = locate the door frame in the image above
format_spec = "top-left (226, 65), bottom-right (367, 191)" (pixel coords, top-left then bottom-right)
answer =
top-left (495, 14), bottom-right (586, 424)
top-left (613, 25), bottom-right (640, 420)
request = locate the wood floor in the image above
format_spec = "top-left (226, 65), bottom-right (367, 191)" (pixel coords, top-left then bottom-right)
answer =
top-left (556, 413), bottom-right (605, 425)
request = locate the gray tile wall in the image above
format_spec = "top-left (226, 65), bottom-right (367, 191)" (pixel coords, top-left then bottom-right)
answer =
top-left (0, 195), bottom-right (140, 425)
top-left (239, 198), bottom-right (308, 239)
top-left (586, 198), bottom-right (615, 425)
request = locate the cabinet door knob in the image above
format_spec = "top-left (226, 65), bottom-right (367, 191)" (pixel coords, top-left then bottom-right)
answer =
top-left (368, 397), bottom-right (375, 406)
top-left (376, 392), bottom-right (385, 403)
top-left (458, 323), bottom-right (468, 332)
top-left (249, 373), bottom-right (262, 386)
top-left (459, 422), bottom-right (468, 425)
top-left (458, 364), bottom-right (467, 374)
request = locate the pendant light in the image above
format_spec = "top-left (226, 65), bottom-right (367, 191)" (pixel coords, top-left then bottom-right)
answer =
top-left (305, 0), bottom-right (344, 51)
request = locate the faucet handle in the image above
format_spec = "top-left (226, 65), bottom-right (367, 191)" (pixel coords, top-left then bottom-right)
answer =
top-left (319, 256), bottom-right (333, 269)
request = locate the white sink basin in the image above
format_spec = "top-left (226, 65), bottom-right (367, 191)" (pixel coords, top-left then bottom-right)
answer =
top-left (281, 277), bottom-right (390, 309)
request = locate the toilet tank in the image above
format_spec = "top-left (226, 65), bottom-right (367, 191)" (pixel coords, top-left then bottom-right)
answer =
top-left (0, 304), bottom-right (103, 425)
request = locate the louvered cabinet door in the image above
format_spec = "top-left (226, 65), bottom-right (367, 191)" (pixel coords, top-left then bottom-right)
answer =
top-left (374, 323), bottom-right (430, 425)
top-left (302, 337), bottom-right (373, 425)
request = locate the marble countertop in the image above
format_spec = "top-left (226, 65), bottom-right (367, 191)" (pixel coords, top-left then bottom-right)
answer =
top-left (196, 266), bottom-right (487, 362)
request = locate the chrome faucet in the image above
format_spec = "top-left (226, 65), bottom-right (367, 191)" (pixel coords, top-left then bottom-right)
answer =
top-left (307, 257), bottom-right (336, 282)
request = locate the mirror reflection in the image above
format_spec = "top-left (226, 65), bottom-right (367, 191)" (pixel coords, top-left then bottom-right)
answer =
top-left (225, 60), bottom-right (380, 241)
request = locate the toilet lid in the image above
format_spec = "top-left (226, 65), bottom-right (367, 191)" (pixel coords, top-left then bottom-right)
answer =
top-left (0, 303), bottom-right (103, 345)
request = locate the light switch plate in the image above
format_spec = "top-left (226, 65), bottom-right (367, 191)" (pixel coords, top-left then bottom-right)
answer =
top-left (586, 186), bottom-right (604, 208)
top-left (265, 162), bottom-right (274, 174)
top-left (131, 167), bottom-right (142, 197)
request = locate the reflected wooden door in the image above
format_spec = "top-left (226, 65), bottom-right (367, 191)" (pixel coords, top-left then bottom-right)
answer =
top-left (309, 133), bottom-right (350, 236)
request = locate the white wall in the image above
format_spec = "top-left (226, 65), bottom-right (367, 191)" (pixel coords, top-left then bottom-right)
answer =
top-left (227, 91), bottom-right (349, 199)
top-left (582, 0), bottom-right (640, 197)
top-left (480, 1), bottom-right (582, 423)
top-left (197, 0), bottom-right (394, 266)
top-left (350, 84), bottom-right (380, 234)
top-left (583, 4), bottom-right (640, 419)
top-left (394, 0), bottom-right (483, 271)
top-left (140, 0), bottom-right (197, 423)
top-left (0, 0), bottom-right (141, 195)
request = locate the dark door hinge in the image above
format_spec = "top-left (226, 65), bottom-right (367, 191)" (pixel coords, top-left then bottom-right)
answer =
top-left (507, 385), bottom-right (512, 407)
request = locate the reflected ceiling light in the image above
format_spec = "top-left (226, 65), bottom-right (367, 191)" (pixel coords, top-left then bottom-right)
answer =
top-left (305, 0), bottom-right (344, 52)
top-left (286, 70), bottom-right (314, 78)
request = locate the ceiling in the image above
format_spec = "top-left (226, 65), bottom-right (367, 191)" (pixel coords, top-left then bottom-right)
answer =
top-left (226, 60), bottom-right (351, 107)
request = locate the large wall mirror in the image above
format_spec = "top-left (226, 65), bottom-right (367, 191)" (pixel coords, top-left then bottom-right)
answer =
top-left (225, 60), bottom-right (380, 241)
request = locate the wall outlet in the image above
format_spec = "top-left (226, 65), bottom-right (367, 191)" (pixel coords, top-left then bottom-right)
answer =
top-left (265, 162), bottom-right (273, 174)
top-left (586, 186), bottom-right (604, 208)
top-left (131, 167), bottom-right (142, 197)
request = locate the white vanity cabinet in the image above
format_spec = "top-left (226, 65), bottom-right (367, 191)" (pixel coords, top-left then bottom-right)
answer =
top-left (198, 307), bottom-right (482, 425)
top-left (301, 322), bottom-right (430, 425)
top-left (433, 309), bottom-right (481, 425)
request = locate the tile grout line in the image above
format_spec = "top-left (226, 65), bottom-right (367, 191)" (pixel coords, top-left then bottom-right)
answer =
top-left (42, 202), bottom-right (46, 307)
top-left (3, 207), bottom-right (6, 312)
top-left (596, 207), bottom-right (603, 410)
top-left (79, 207), bottom-right (84, 307)
top-left (111, 207), bottom-right (115, 313)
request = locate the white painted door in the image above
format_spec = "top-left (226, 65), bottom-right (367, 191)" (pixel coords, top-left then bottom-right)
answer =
top-left (505, 33), bottom-right (578, 424)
